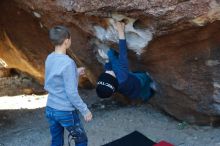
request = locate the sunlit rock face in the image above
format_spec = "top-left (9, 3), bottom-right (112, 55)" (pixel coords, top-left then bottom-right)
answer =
top-left (1, 0), bottom-right (220, 125)
top-left (0, 1), bottom-right (52, 84)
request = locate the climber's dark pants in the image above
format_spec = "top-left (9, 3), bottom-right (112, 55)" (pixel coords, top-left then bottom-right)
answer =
top-left (131, 72), bottom-right (154, 101)
top-left (45, 106), bottom-right (88, 146)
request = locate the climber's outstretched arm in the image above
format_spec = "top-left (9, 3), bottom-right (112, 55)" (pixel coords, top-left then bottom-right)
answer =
top-left (105, 22), bottom-right (129, 83)
top-left (116, 22), bottom-right (129, 72)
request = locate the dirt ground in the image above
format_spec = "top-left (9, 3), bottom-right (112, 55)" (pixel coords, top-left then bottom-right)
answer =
top-left (0, 89), bottom-right (220, 146)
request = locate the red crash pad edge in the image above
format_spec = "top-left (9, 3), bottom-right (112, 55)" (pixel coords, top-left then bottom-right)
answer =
top-left (153, 141), bottom-right (174, 146)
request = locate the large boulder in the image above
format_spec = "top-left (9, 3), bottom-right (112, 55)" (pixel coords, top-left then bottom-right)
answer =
top-left (1, 0), bottom-right (220, 125)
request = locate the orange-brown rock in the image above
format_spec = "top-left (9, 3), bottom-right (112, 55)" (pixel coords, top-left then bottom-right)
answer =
top-left (1, 0), bottom-right (220, 125)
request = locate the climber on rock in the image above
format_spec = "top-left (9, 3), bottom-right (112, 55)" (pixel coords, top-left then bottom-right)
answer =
top-left (96, 21), bottom-right (155, 101)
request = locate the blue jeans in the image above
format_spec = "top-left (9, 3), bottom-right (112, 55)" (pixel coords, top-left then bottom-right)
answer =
top-left (45, 106), bottom-right (88, 146)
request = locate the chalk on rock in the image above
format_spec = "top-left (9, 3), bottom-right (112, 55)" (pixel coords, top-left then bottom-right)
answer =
top-left (33, 11), bottom-right (41, 18)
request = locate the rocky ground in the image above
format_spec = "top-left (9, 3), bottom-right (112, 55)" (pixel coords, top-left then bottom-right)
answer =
top-left (0, 89), bottom-right (220, 146)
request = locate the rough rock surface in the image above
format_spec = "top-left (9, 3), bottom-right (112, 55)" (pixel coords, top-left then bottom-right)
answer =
top-left (1, 0), bottom-right (220, 125)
